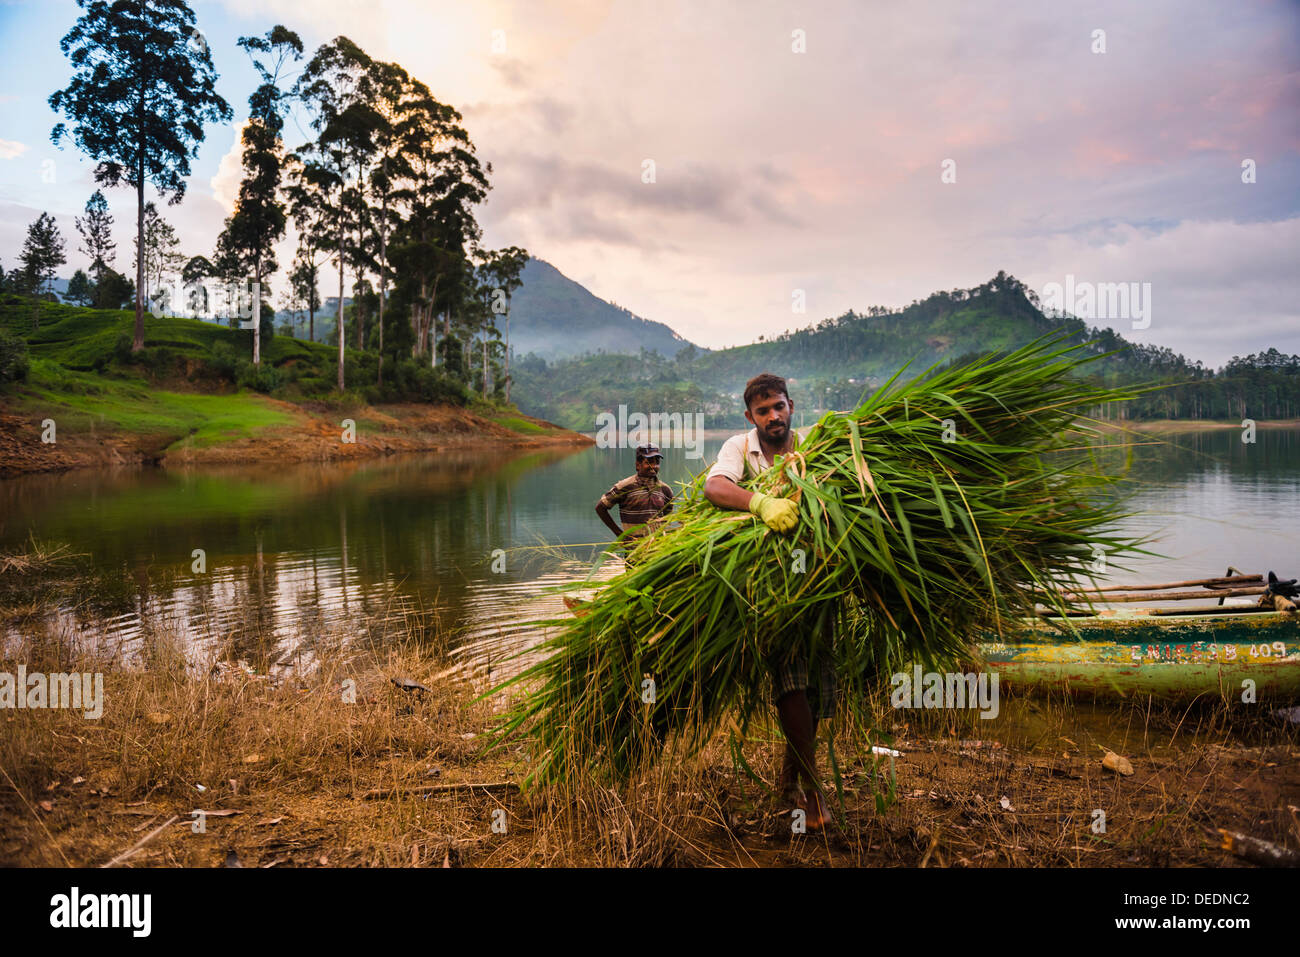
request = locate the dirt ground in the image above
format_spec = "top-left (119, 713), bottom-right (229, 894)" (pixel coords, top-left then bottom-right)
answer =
top-left (3, 658), bottom-right (1296, 868)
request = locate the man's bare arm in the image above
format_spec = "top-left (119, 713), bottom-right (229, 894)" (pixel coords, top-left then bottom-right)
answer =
top-left (595, 502), bottom-right (624, 537)
top-left (704, 475), bottom-right (757, 512)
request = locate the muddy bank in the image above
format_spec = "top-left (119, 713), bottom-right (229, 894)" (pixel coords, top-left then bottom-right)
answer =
top-left (1, 551), bottom-right (1296, 868)
top-left (0, 402), bottom-right (592, 479)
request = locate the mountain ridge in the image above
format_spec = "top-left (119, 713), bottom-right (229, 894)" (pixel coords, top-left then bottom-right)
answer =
top-left (505, 258), bottom-right (699, 361)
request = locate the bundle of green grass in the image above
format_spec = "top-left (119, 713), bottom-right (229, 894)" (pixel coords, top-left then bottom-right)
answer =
top-left (491, 337), bottom-right (1144, 786)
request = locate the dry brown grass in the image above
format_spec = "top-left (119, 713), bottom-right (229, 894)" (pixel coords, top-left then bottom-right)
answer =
top-left (2, 601), bottom-right (1297, 868)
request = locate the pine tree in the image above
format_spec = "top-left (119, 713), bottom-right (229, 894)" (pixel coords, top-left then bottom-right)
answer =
top-left (182, 255), bottom-right (216, 316)
top-left (290, 243), bottom-right (322, 342)
top-left (66, 268), bottom-right (95, 306)
top-left (133, 201), bottom-right (184, 313)
top-left (384, 79), bottom-right (490, 373)
top-left (291, 36), bottom-right (380, 391)
top-left (75, 189), bottom-right (116, 284)
top-left (475, 247), bottom-right (528, 401)
top-left (19, 212), bottom-right (67, 329)
top-left (366, 59), bottom-right (412, 387)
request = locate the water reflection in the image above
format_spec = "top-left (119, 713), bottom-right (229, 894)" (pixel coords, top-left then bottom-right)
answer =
top-left (2, 427), bottom-right (1297, 666)
top-left (1096, 427), bottom-right (1299, 584)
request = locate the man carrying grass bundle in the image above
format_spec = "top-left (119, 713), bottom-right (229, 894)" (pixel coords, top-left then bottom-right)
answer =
top-left (705, 373), bottom-right (835, 829)
top-left (496, 338), bottom-right (1141, 803)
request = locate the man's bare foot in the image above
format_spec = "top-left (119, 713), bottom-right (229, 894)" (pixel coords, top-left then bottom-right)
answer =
top-left (799, 789), bottom-right (833, 830)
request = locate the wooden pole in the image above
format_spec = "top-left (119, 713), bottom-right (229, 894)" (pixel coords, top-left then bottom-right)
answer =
top-left (1217, 829), bottom-right (1300, 867)
top-left (1078, 575), bottom-right (1262, 593)
top-left (1054, 586), bottom-right (1267, 603)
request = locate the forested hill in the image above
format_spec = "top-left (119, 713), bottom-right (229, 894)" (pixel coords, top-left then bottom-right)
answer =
top-left (510, 271), bottom-right (1300, 430)
top-left (686, 271), bottom-right (1055, 385)
top-left (507, 259), bottom-right (699, 361)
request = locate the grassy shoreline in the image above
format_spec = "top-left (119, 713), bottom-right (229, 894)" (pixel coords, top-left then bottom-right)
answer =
top-left (1, 299), bottom-right (592, 479)
top-left (6, 627), bottom-right (1296, 868)
top-left (0, 391), bottom-right (592, 479)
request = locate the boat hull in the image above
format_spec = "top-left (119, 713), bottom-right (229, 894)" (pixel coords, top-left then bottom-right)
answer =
top-left (977, 611), bottom-right (1300, 700)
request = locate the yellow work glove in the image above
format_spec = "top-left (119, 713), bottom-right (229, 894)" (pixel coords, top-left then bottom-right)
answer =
top-left (747, 492), bottom-right (799, 533)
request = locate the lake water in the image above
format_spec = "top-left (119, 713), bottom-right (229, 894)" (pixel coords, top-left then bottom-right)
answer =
top-left (2, 427), bottom-right (1297, 671)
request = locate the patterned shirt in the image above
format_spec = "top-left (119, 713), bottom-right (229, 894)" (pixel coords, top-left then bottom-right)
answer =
top-left (598, 475), bottom-right (674, 536)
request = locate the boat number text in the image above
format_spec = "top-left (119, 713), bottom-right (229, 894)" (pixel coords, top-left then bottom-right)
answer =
top-left (1129, 641), bottom-right (1289, 662)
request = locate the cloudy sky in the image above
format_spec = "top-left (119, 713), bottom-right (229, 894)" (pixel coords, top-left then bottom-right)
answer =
top-left (1, 0), bottom-right (1296, 366)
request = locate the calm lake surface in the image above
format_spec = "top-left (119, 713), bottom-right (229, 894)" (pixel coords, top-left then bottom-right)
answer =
top-left (2, 427), bottom-right (1297, 670)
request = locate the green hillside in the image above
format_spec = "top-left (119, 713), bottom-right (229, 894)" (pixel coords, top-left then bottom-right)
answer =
top-left (0, 296), bottom-right (584, 473)
top-left (6, 297), bottom-right (328, 379)
top-left (510, 273), bottom-right (1300, 430)
top-left (0, 295), bottom-right (467, 405)
top-left (688, 273), bottom-right (1052, 385)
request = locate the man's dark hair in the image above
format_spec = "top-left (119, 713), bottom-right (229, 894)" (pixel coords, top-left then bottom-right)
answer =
top-left (743, 372), bottom-right (789, 410)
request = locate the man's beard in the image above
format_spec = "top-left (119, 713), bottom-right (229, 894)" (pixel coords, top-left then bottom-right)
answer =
top-left (764, 420), bottom-right (790, 442)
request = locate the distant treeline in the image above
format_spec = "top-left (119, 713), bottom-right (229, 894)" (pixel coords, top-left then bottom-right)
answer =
top-left (511, 273), bottom-right (1300, 430)
top-left (1072, 333), bottom-right (1299, 421)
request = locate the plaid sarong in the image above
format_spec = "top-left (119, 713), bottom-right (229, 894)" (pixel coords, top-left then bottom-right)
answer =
top-left (769, 648), bottom-right (837, 720)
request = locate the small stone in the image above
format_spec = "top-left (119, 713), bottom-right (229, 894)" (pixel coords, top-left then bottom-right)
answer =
top-left (1102, 751), bottom-right (1134, 775)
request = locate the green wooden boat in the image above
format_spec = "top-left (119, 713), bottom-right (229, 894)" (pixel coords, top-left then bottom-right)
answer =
top-left (977, 608), bottom-right (1300, 700)
top-left (568, 570), bottom-right (1300, 701)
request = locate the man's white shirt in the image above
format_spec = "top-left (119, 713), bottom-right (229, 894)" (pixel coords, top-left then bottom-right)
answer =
top-left (706, 426), bottom-right (810, 483)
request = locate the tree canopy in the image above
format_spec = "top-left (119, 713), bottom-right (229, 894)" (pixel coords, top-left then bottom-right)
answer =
top-left (50, 0), bottom-right (232, 349)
